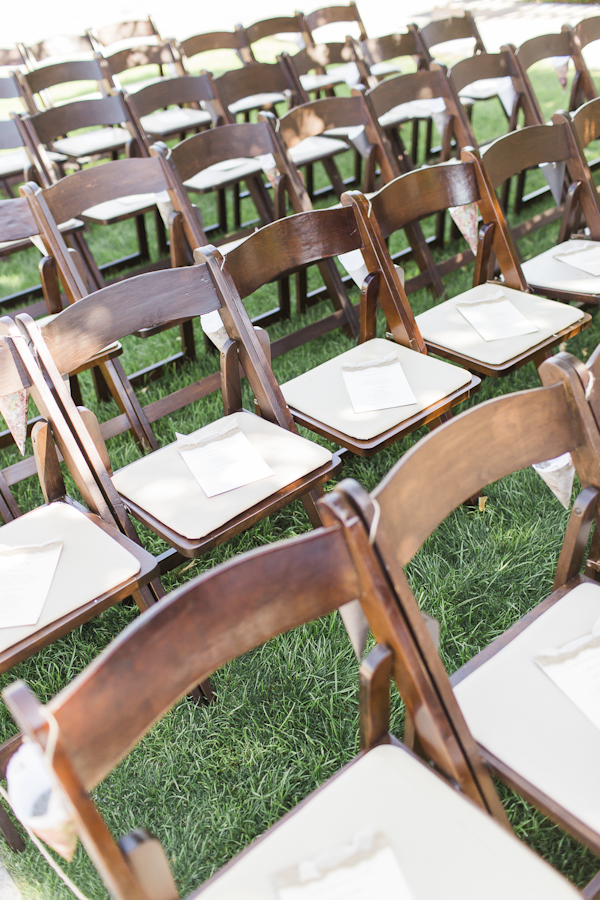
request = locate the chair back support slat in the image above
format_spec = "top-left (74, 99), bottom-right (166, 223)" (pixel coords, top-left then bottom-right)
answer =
top-left (0, 119), bottom-right (24, 152)
top-left (279, 95), bottom-right (367, 146)
top-left (42, 527), bottom-right (356, 789)
top-left (103, 43), bottom-right (176, 77)
top-left (366, 68), bottom-right (445, 118)
top-left (361, 32), bottom-right (419, 66)
top-left (23, 59), bottom-right (108, 97)
top-left (0, 73), bottom-right (22, 103)
top-left (287, 41), bottom-right (355, 77)
top-left (575, 16), bottom-right (600, 50)
top-left (305, 3), bottom-right (367, 42)
top-left (571, 97), bottom-right (600, 148)
top-left (481, 122), bottom-right (574, 188)
top-left (39, 265), bottom-right (222, 376)
top-left (221, 206), bottom-right (360, 299)
top-left (25, 34), bottom-right (94, 63)
top-left (27, 95), bottom-right (128, 145)
top-left (416, 12), bottom-right (484, 56)
top-left (373, 383), bottom-right (594, 569)
top-left (244, 16), bottom-right (305, 46)
top-left (93, 18), bottom-right (159, 48)
top-left (179, 31), bottom-right (243, 59)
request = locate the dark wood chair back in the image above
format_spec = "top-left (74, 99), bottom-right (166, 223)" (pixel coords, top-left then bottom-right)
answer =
top-left (0, 46), bottom-right (26, 69)
top-left (575, 16), bottom-right (600, 52)
top-left (209, 60), bottom-right (292, 121)
top-left (101, 42), bottom-right (182, 87)
top-left (412, 12), bottom-right (486, 63)
top-left (18, 58), bottom-right (111, 114)
top-left (3, 499), bottom-right (507, 898)
top-left (303, 3), bottom-right (368, 44)
top-left (515, 28), bottom-right (595, 116)
top-left (239, 14), bottom-right (307, 64)
top-left (177, 31), bottom-right (245, 74)
top-left (281, 39), bottom-right (359, 101)
top-left (19, 33), bottom-right (95, 67)
top-left (123, 73), bottom-right (220, 124)
top-left (357, 31), bottom-right (426, 87)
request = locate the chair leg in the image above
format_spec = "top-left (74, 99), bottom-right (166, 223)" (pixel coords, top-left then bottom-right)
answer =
top-left (153, 208), bottom-right (168, 258)
top-left (100, 359), bottom-right (158, 452)
top-left (301, 487), bottom-right (325, 528)
top-left (217, 188), bottom-right (228, 233)
top-left (322, 156), bottom-right (346, 199)
top-left (134, 214), bottom-right (150, 263)
top-left (180, 320), bottom-right (196, 361)
top-left (0, 801), bottom-right (25, 852)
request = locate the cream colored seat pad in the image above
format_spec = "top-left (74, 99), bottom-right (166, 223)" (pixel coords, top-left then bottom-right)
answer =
top-left (196, 744), bottom-right (579, 900)
top-left (140, 106), bottom-right (212, 135)
top-left (184, 159), bottom-right (265, 193)
top-left (0, 502), bottom-right (140, 654)
top-left (454, 581), bottom-right (600, 837)
top-left (416, 283), bottom-right (584, 366)
top-left (522, 241), bottom-right (600, 296)
top-left (229, 93), bottom-right (287, 115)
top-left (112, 411), bottom-right (332, 541)
top-left (81, 193), bottom-right (157, 222)
top-left (378, 97), bottom-right (444, 129)
top-left (288, 135), bottom-right (349, 166)
top-left (281, 338), bottom-right (472, 441)
top-left (52, 126), bottom-right (131, 158)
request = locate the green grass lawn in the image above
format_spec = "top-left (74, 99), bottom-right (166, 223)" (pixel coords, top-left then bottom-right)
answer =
top-left (1, 61), bottom-right (600, 897)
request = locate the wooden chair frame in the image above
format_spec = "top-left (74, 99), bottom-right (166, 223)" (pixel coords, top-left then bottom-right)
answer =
top-left (176, 31), bottom-right (246, 76)
top-left (343, 155), bottom-right (591, 377)
top-left (322, 355), bottom-right (600, 895)
top-left (87, 17), bottom-right (163, 53)
top-left (302, 2), bottom-right (368, 45)
top-left (16, 261), bottom-right (342, 572)
top-left (237, 14), bottom-right (307, 65)
top-left (209, 203), bottom-right (480, 455)
top-left (16, 58), bottom-right (112, 116)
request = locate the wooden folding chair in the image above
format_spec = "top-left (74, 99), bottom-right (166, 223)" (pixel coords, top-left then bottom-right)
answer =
top-left (1, 496), bottom-right (584, 898)
top-left (302, 2), bottom-right (368, 45)
top-left (474, 117), bottom-right (600, 303)
top-left (20, 153), bottom-right (214, 432)
top-left (357, 31), bottom-right (423, 85)
top-left (237, 14), bottom-right (307, 65)
top-left (87, 17), bottom-right (163, 53)
top-left (322, 354), bottom-right (600, 899)
top-left (17, 263), bottom-right (341, 573)
top-left (121, 76), bottom-right (214, 147)
top-left (567, 97), bottom-right (600, 208)
top-left (411, 12), bottom-right (487, 65)
top-left (153, 115), bottom-right (357, 342)
top-left (0, 71), bottom-right (48, 198)
top-left (282, 39), bottom-right (362, 100)
top-left (0, 325), bottom-right (157, 850)
top-left (514, 27), bottom-right (596, 123)
top-left (207, 204), bottom-right (479, 456)
top-left (207, 60), bottom-right (350, 200)
top-left (18, 33), bottom-right (95, 68)
top-left (275, 91), bottom-right (445, 297)
top-left (344, 157), bottom-right (590, 379)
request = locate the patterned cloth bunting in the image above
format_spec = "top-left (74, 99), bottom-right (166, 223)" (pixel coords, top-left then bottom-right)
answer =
top-left (553, 56), bottom-right (570, 90)
top-left (448, 201), bottom-right (479, 255)
top-left (0, 388), bottom-right (29, 455)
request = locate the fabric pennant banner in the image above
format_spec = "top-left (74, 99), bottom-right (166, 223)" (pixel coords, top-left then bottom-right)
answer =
top-left (0, 388), bottom-right (29, 455)
top-left (532, 451), bottom-right (575, 509)
top-left (339, 599), bottom-right (369, 659)
top-left (448, 202), bottom-right (479, 255)
top-left (539, 160), bottom-right (566, 206)
top-left (553, 55), bottom-right (570, 90)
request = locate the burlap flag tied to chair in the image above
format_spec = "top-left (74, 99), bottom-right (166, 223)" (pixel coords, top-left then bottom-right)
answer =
top-left (0, 388), bottom-right (29, 455)
top-left (448, 202), bottom-right (479, 255)
top-left (553, 56), bottom-right (570, 90)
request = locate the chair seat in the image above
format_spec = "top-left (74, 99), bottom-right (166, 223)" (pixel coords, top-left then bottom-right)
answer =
top-left (281, 337), bottom-right (472, 441)
top-left (521, 241), bottom-right (600, 296)
top-left (454, 580), bottom-right (600, 839)
top-left (112, 410), bottom-right (333, 541)
top-left (288, 135), bottom-right (349, 166)
top-left (80, 193), bottom-right (157, 223)
top-left (0, 147), bottom-right (66, 178)
top-left (0, 501), bottom-right (141, 657)
top-left (184, 158), bottom-right (265, 193)
top-left (459, 75), bottom-right (512, 102)
top-left (416, 283), bottom-right (585, 367)
top-left (370, 60), bottom-right (402, 78)
top-left (299, 62), bottom-right (361, 92)
top-left (140, 106), bottom-right (212, 135)
top-left (195, 743), bottom-right (579, 899)
top-left (229, 93), bottom-right (287, 115)
top-left (378, 97), bottom-right (446, 129)
top-left (52, 126), bottom-right (131, 159)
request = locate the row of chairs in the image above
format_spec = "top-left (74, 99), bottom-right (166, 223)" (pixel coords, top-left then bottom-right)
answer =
top-left (2, 323), bottom-right (600, 896)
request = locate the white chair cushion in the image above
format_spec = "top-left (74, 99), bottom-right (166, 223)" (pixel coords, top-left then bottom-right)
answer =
top-left (184, 158), bottom-right (265, 193)
top-left (52, 126), bottom-right (131, 158)
top-left (281, 338), bottom-right (472, 441)
top-left (229, 93), bottom-right (287, 115)
top-left (81, 193), bottom-right (157, 222)
top-left (459, 75), bottom-right (512, 102)
top-left (288, 135), bottom-right (349, 166)
top-left (378, 97), bottom-right (446, 129)
top-left (454, 581), bottom-right (600, 838)
top-left (416, 283), bottom-right (585, 366)
top-left (198, 743), bottom-right (579, 899)
top-left (370, 60), bottom-right (402, 77)
top-left (522, 241), bottom-right (600, 296)
top-left (0, 502), bottom-right (140, 654)
top-left (112, 411), bottom-right (333, 541)
top-left (140, 106), bottom-right (212, 135)
top-left (0, 148), bottom-right (31, 178)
